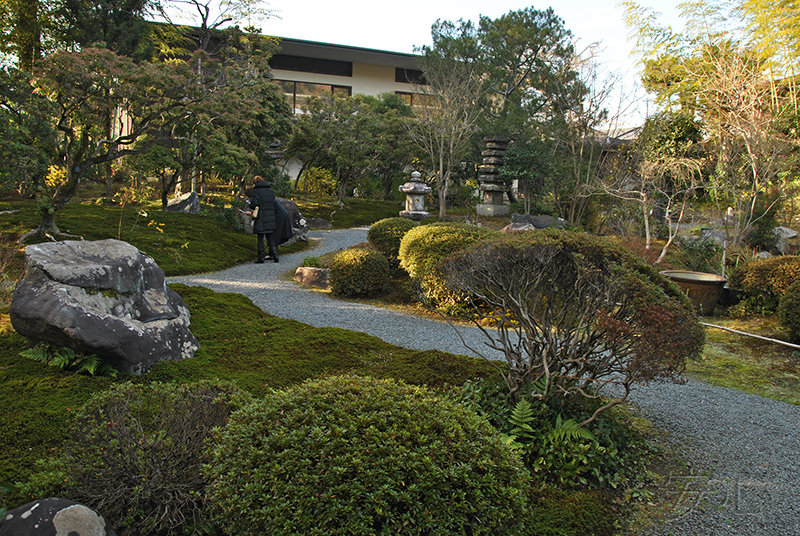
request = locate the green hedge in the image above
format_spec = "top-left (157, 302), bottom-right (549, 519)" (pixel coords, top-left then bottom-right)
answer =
top-left (205, 375), bottom-right (533, 536)
top-left (728, 255), bottom-right (800, 314)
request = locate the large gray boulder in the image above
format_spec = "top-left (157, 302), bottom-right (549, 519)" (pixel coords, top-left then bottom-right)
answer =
top-left (10, 239), bottom-right (199, 375)
top-left (166, 191), bottom-right (201, 214)
top-left (774, 226), bottom-right (798, 255)
top-left (510, 213), bottom-right (567, 229)
top-left (1, 498), bottom-right (116, 536)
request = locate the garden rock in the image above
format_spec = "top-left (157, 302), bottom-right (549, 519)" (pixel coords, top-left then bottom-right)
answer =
top-left (773, 226), bottom-right (798, 255)
top-left (293, 267), bottom-right (329, 289)
top-left (700, 228), bottom-right (728, 246)
top-left (10, 239), bottom-right (199, 375)
top-left (306, 217), bottom-right (332, 229)
top-left (510, 213), bottom-right (567, 229)
top-left (166, 191), bottom-right (201, 214)
top-left (501, 222), bottom-right (536, 233)
top-left (0, 497), bottom-right (116, 536)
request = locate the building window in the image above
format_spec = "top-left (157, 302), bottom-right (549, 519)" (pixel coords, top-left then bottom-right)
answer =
top-left (270, 54), bottom-right (353, 77)
top-left (278, 80), bottom-right (352, 112)
top-left (396, 92), bottom-right (434, 108)
top-left (395, 68), bottom-right (425, 85)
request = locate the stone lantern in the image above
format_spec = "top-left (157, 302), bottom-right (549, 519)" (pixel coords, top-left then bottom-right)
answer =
top-left (399, 171), bottom-right (432, 220)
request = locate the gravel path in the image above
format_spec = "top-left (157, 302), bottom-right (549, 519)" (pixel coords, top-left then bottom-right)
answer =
top-left (170, 228), bottom-right (800, 536)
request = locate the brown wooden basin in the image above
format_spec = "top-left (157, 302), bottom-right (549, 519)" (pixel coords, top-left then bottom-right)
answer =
top-left (660, 270), bottom-right (728, 315)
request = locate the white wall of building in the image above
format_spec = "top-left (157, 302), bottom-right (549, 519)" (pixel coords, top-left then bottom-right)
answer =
top-left (271, 62), bottom-right (416, 97)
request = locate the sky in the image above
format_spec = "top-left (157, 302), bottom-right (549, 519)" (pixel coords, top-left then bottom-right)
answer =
top-left (253, 0), bottom-right (686, 126)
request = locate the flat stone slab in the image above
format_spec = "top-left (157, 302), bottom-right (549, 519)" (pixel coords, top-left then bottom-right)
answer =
top-left (294, 267), bottom-right (330, 289)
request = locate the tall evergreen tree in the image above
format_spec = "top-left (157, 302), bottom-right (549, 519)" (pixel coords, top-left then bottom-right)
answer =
top-left (55, 0), bottom-right (157, 58)
top-left (0, 0), bottom-right (50, 71)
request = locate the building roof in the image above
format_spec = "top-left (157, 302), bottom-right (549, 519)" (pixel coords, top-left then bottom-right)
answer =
top-left (275, 38), bottom-right (421, 70)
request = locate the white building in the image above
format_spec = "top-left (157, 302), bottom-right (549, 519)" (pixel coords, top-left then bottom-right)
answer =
top-left (269, 38), bottom-right (425, 113)
top-left (269, 38), bottom-right (425, 181)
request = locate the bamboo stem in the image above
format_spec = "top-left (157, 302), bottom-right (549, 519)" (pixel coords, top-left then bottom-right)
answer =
top-left (700, 322), bottom-right (800, 350)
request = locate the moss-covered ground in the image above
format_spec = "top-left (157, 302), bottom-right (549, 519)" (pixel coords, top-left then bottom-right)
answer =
top-left (0, 191), bottom-right (614, 534)
top-left (0, 283), bottom-right (500, 484)
top-left (2, 188), bottom-right (797, 534)
top-left (693, 315), bottom-right (800, 405)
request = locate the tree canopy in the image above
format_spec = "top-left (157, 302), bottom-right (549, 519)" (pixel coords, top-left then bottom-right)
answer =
top-left (621, 0), bottom-right (800, 247)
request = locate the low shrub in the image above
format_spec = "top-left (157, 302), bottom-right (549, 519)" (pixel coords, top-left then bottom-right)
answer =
top-left (22, 380), bottom-right (252, 536)
top-left (204, 375), bottom-right (532, 536)
top-left (301, 255), bottom-right (323, 268)
top-left (329, 248), bottom-right (390, 298)
top-left (367, 217), bottom-right (418, 269)
top-left (458, 378), bottom-right (651, 490)
top-left (675, 238), bottom-right (723, 274)
top-left (437, 230), bottom-right (703, 423)
top-left (398, 222), bottom-right (500, 313)
top-left (728, 255), bottom-right (800, 296)
top-left (727, 255), bottom-right (800, 314)
top-left (778, 280), bottom-right (800, 341)
top-left (213, 207), bottom-right (244, 232)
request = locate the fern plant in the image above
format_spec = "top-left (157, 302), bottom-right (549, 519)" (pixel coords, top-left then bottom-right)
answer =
top-left (548, 414), bottom-right (597, 443)
top-left (502, 397), bottom-right (615, 488)
top-left (20, 343), bottom-right (117, 377)
top-left (504, 398), bottom-right (597, 446)
top-left (505, 398), bottom-right (540, 447)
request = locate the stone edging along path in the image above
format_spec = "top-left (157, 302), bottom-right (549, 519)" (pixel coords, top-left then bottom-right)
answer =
top-left (169, 228), bottom-right (800, 536)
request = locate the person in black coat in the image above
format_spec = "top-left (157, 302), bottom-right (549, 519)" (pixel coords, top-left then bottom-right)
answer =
top-left (247, 176), bottom-right (279, 263)
top-left (273, 198), bottom-right (294, 247)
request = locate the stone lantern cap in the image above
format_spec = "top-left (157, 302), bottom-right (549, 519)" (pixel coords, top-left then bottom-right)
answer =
top-left (399, 171), bottom-right (432, 195)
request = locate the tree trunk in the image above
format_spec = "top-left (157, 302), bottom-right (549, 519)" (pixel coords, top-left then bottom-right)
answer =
top-left (161, 177), bottom-right (170, 210)
top-left (16, 0), bottom-right (40, 72)
top-left (104, 162), bottom-right (114, 198)
top-left (36, 210), bottom-right (61, 236)
top-left (438, 171), bottom-right (449, 219)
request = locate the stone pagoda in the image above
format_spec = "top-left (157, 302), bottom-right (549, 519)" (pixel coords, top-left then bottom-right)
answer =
top-left (476, 137), bottom-right (510, 217)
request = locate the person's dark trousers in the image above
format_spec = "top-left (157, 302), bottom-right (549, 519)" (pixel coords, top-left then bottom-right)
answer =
top-left (256, 233), bottom-right (266, 263)
top-left (256, 233), bottom-right (279, 263)
top-left (266, 233), bottom-right (279, 262)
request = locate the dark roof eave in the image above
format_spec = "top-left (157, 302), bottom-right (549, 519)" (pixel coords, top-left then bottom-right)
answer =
top-left (274, 37), bottom-right (422, 70)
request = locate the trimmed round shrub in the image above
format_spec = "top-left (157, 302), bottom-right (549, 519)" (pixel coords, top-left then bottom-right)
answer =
top-left (728, 255), bottom-right (800, 314)
top-left (30, 381), bottom-right (252, 536)
top-left (204, 375), bottom-right (532, 536)
top-left (728, 255), bottom-right (800, 297)
top-left (438, 230), bottom-right (704, 417)
top-left (778, 280), bottom-right (800, 341)
top-left (367, 217), bottom-right (419, 268)
top-left (329, 247), bottom-right (390, 298)
top-left (398, 222), bottom-right (501, 312)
